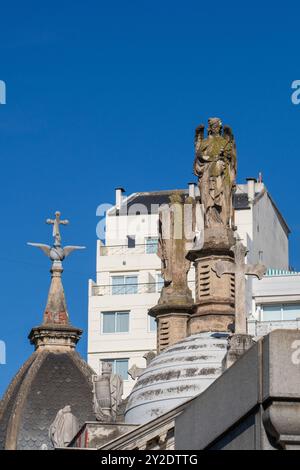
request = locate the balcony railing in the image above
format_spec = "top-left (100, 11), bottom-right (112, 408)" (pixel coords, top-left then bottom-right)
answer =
top-left (252, 319), bottom-right (300, 336)
top-left (91, 280), bottom-right (195, 296)
top-left (99, 243), bottom-right (158, 256)
top-left (92, 282), bottom-right (163, 296)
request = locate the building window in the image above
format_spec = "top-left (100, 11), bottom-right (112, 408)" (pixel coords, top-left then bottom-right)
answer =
top-left (261, 306), bottom-right (281, 321)
top-left (261, 304), bottom-right (300, 321)
top-left (102, 311), bottom-right (129, 333)
top-left (156, 273), bottom-right (164, 292)
top-left (149, 315), bottom-right (156, 332)
top-left (101, 358), bottom-right (129, 380)
top-left (127, 235), bottom-right (136, 248)
top-left (111, 275), bottom-right (138, 294)
top-left (145, 237), bottom-right (158, 254)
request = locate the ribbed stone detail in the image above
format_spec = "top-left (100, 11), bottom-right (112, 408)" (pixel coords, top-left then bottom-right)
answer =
top-left (125, 332), bottom-right (229, 425)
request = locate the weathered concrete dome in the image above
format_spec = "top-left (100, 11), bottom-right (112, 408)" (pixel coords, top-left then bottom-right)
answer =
top-left (125, 332), bottom-right (228, 425)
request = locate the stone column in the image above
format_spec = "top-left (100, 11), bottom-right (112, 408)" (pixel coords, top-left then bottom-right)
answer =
top-left (149, 193), bottom-right (193, 353)
top-left (187, 226), bottom-right (235, 334)
top-left (149, 303), bottom-right (193, 353)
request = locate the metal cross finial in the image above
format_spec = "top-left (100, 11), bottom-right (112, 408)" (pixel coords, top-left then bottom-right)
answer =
top-left (46, 211), bottom-right (69, 247)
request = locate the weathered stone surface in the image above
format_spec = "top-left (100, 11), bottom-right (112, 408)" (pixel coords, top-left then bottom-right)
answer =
top-left (149, 304), bottom-right (192, 352)
top-left (187, 226), bottom-right (235, 259)
top-left (49, 405), bottom-right (79, 448)
top-left (27, 211), bottom-right (85, 349)
top-left (157, 193), bottom-right (193, 307)
top-left (125, 332), bottom-right (228, 425)
top-left (69, 422), bottom-right (138, 449)
top-left (213, 240), bottom-right (266, 334)
top-left (222, 333), bottom-right (255, 369)
top-left (28, 324), bottom-right (82, 351)
top-left (0, 350), bottom-right (95, 450)
top-left (93, 363), bottom-right (123, 423)
top-left (128, 352), bottom-right (156, 379)
top-left (175, 330), bottom-right (300, 450)
top-left (188, 246), bottom-right (235, 334)
top-left (193, 118), bottom-right (236, 229)
top-left (188, 123), bottom-right (266, 337)
top-left (0, 212), bottom-right (94, 450)
top-left (150, 193), bottom-right (193, 352)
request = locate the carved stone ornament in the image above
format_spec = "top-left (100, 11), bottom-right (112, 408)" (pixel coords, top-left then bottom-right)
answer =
top-left (93, 362), bottom-right (123, 422)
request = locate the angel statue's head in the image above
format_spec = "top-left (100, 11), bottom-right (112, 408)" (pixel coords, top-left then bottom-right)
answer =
top-left (208, 117), bottom-right (222, 136)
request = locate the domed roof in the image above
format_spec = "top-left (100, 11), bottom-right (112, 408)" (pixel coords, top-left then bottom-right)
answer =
top-left (0, 349), bottom-right (94, 450)
top-left (0, 212), bottom-right (96, 449)
top-left (125, 332), bottom-right (228, 425)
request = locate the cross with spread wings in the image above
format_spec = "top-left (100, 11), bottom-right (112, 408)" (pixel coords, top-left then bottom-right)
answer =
top-left (27, 211), bottom-right (85, 262)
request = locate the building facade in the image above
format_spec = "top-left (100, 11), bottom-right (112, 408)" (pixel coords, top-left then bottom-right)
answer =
top-left (249, 269), bottom-right (300, 337)
top-left (88, 179), bottom-right (291, 397)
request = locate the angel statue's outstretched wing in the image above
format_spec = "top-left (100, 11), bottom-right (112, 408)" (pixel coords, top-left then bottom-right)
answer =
top-left (27, 242), bottom-right (51, 257)
top-left (223, 125), bottom-right (234, 142)
top-left (63, 246), bottom-right (86, 258)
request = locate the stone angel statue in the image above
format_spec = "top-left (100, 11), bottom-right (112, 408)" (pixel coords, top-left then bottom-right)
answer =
top-left (193, 118), bottom-right (237, 229)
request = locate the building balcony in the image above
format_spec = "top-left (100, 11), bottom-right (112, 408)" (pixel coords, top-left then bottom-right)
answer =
top-left (91, 282), bottom-right (163, 296)
top-left (248, 318), bottom-right (300, 336)
top-left (99, 243), bottom-right (158, 256)
top-left (91, 280), bottom-right (195, 297)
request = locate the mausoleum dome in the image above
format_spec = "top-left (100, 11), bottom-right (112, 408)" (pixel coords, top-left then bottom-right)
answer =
top-left (0, 212), bottom-right (95, 449)
top-left (125, 332), bottom-right (229, 425)
top-left (0, 349), bottom-right (95, 450)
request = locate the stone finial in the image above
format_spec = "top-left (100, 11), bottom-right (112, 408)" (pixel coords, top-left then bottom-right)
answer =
top-left (93, 365), bottom-right (123, 423)
top-left (49, 405), bottom-right (79, 448)
top-left (27, 211), bottom-right (84, 350)
top-left (28, 211), bottom-right (85, 326)
top-left (143, 351), bottom-right (156, 365)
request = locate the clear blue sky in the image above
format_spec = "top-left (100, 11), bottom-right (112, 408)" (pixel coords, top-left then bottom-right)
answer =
top-left (0, 1), bottom-right (300, 395)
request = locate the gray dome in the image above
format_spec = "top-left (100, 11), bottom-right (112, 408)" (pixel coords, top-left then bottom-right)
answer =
top-left (0, 349), bottom-right (95, 449)
top-left (125, 332), bottom-right (228, 425)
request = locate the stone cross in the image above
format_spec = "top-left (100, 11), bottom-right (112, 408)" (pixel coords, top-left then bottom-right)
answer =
top-left (128, 351), bottom-right (156, 380)
top-left (128, 364), bottom-right (144, 380)
top-left (28, 211), bottom-right (85, 264)
top-left (213, 241), bottom-right (266, 334)
top-left (46, 211), bottom-right (69, 246)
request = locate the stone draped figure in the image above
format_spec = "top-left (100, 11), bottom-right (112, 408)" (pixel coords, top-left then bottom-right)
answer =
top-left (157, 193), bottom-right (193, 305)
top-left (193, 117), bottom-right (237, 229)
top-left (49, 405), bottom-right (79, 448)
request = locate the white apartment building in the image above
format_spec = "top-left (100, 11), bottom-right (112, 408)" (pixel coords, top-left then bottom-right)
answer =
top-left (88, 179), bottom-right (291, 397)
top-left (249, 269), bottom-right (300, 337)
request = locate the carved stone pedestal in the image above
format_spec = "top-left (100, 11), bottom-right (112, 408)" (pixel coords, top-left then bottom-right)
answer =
top-left (149, 303), bottom-right (193, 353)
top-left (222, 333), bottom-right (254, 369)
top-left (28, 323), bottom-right (82, 351)
top-left (187, 227), bottom-right (235, 334)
